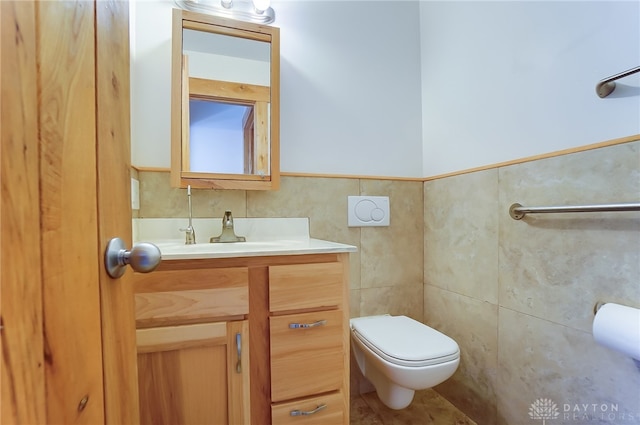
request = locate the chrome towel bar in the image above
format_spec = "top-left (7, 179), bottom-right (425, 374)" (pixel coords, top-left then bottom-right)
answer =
top-left (509, 202), bottom-right (640, 220)
top-left (596, 65), bottom-right (640, 98)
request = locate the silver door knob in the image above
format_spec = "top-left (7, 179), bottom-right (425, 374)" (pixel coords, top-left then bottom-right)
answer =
top-left (105, 237), bottom-right (161, 278)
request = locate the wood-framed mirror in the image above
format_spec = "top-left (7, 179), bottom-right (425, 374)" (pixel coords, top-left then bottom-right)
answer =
top-left (171, 9), bottom-right (280, 190)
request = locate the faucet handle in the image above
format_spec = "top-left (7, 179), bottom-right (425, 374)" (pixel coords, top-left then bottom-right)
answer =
top-left (179, 226), bottom-right (196, 245)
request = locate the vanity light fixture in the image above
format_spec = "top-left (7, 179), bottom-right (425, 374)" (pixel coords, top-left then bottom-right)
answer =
top-left (252, 0), bottom-right (270, 13)
top-left (174, 0), bottom-right (275, 24)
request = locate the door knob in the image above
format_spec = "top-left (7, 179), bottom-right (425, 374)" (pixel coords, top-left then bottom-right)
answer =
top-left (105, 237), bottom-right (161, 278)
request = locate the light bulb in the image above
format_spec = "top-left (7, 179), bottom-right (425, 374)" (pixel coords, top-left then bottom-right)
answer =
top-left (252, 0), bottom-right (270, 13)
top-left (221, 0), bottom-right (232, 8)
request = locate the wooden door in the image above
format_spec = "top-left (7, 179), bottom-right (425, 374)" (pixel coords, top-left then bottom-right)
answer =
top-left (1, 1), bottom-right (138, 423)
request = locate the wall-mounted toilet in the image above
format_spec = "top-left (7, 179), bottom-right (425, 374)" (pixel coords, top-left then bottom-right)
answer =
top-left (350, 314), bottom-right (460, 410)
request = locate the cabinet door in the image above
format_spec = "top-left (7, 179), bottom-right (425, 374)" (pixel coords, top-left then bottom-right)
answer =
top-left (136, 321), bottom-right (250, 425)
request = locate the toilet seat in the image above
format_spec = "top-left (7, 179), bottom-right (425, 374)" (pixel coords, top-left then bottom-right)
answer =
top-left (351, 315), bottom-right (459, 367)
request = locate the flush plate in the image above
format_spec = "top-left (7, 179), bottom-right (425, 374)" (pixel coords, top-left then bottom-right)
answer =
top-left (348, 196), bottom-right (390, 227)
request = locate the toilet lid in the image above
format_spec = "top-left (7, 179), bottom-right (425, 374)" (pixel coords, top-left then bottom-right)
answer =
top-left (351, 315), bottom-right (459, 367)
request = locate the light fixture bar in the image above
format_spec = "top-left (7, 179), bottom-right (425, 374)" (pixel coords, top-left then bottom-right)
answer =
top-left (175, 0), bottom-right (275, 24)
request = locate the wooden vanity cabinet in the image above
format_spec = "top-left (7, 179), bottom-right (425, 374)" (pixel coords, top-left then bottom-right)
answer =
top-left (268, 261), bottom-right (350, 424)
top-left (132, 266), bottom-right (251, 425)
top-left (131, 252), bottom-right (350, 425)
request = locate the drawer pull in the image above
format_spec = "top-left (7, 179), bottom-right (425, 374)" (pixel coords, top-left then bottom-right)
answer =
top-left (235, 332), bottom-right (242, 373)
top-left (290, 404), bottom-right (327, 417)
top-left (289, 320), bottom-right (327, 329)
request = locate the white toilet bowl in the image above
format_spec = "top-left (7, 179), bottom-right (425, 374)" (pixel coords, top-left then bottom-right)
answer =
top-left (350, 315), bottom-right (460, 410)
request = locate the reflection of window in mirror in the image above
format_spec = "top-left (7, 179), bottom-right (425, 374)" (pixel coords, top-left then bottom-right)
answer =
top-left (171, 9), bottom-right (280, 190)
top-left (183, 61), bottom-right (271, 177)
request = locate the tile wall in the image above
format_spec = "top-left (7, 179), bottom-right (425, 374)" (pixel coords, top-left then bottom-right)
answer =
top-left (135, 173), bottom-right (425, 323)
top-left (424, 140), bottom-right (640, 424)
top-left (134, 139), bottom-right (639, 424)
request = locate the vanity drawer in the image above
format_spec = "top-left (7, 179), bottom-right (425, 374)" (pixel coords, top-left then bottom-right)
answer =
top-left (271, 391), bottom-right (345, 425)
top-left (269, 262), bottom-right (344, 312)
top-left (270, 310), bottom-right (344, 402)
top-left (133, 267), bottom-right (249, 327)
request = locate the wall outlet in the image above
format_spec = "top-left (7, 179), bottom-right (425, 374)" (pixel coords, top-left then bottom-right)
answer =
top-left (348, 196), bottom-right (390, 227)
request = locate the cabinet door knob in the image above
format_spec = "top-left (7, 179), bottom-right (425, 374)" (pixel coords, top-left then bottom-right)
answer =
top-left (288, 320), bottom-right (326, 329)
top-left (290, 404), bottom-right (327, 417)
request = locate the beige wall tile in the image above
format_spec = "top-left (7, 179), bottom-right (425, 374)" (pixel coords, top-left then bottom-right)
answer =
top-left (424, 168), bottom-right (499, 303)
top-left (497, 307), bottom-right (640, 425)
top-left (498, 141), bottom-right (640, 332)
top-left (360, 284), bottom-right (423, 321)
top-left (425, 285), bottom-right (498, 424)
top-left (247, 176), bottom-right (362, 291)
top-left (360, 180), bottom-right (423, 290)
top-left (137, 171), bottom-right (246, 218)
top-left (424, 139), bottom-right (640, 425)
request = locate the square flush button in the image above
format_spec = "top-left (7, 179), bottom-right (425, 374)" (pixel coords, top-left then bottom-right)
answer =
top-left (348, 196), bottom-right (390, 227)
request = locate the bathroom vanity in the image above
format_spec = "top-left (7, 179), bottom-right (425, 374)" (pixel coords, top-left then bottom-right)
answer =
top-left (131, 219), bottom-right (355, 425)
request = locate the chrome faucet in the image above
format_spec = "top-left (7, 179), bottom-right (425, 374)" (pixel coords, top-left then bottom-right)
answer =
top-left (210, 210), bottom-right (246, 243)
top-left (180, 185), bottom-right (196, 244)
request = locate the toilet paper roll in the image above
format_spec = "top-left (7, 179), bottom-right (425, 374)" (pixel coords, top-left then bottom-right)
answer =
top-left (592, 303), bottom-right (640, 360)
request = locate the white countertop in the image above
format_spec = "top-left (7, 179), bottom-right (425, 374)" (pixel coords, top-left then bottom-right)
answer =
top-left (149, 238), bottom-right (357, 260)
top-left (133, 217), bottom-right (357, 260)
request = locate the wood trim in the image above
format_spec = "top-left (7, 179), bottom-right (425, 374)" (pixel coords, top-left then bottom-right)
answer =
top-left (132, 166), bottom-right (170, 172)
top-left (179, 174), bottom-right (276, 190)
top-left (248, 267), bottom-right (271, 425)
top-left (190, 78), bottom-right (270, 103)
top-left (181, 171), bottom-right (272, 181)
top-left (136, 322), bottom-right (227, 353)
top-left (184, 20), bottom-right (270, 42)
top-left (155, 253), bottom-right (341, 272)
top-left (139, 135), bottom-right (639, 183)
top-left (179, 9), bottom-right (276, 38)
top-left (170, 8), bottom-right (184, 188)
top-left (0, 2), bottom-right (47, 423)
top-left (279, 171), bottom-right (424, 182)
top-left (255, 101), bottom-right (269, 175)
top-left (338, 253), bottom-right (351, 424)
top-left (269, 26), bottom-right (281, 190)
top-left (96, 1), bottom-right (141, 423)
top-left (423, 134), bottom-right (640, 181)
top-left (181, 55), bottom-right (190, 171)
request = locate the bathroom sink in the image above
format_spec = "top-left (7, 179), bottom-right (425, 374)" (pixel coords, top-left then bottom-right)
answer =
top-left (134, 218), bottom-right (356, 260)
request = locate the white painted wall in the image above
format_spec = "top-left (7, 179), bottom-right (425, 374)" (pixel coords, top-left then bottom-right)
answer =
top-left (273, 0), bottom-right (424, 177)
top-left (130, 0), bottom-right (173, 168)
top-left (131, 1), bottom-right (639, 178)
top-left (420, 1), bottom-right (640, 177)
top-left (130, 0), bottom-right (424, 177)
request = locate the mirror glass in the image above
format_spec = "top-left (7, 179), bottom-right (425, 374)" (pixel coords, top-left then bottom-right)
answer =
top-left (172, 10), bottom-right (280, 190)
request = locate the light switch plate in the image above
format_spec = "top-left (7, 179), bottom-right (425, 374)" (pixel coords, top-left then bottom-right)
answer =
top-left (348, 196), bottom-right (390, 227)
top-left (131, 178), bottom-right (140, 210)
